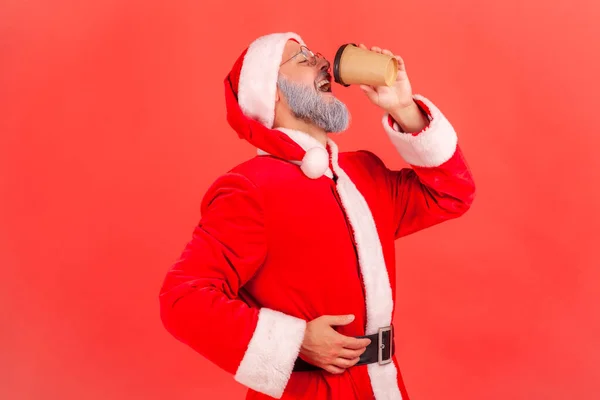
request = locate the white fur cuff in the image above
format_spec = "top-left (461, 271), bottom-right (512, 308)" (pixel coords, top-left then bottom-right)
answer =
top-left (382, 94), bottom-right (458, 167)
top-left (234, 308), bottom-right (306, 399)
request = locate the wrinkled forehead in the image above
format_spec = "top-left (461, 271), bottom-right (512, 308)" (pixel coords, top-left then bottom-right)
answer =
top-left (281, 39), bottom-right (304, 62)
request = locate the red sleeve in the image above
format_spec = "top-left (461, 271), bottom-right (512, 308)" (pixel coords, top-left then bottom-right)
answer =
top-left (380, 95), bottom-right (476, 238)
top-left (159, 173), bottom-right (305, 399)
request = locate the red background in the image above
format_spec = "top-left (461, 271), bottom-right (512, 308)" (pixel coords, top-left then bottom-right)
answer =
top-left (2, 0), bottom-right (599, 399)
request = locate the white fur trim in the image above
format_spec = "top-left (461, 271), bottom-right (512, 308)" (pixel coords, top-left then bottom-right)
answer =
top-left (234, 308), bottom-right (307, 399)
top-left (238, 32), bottom-right (305, 128)
top-left (367, 361), bottom-right (402, 400)
top-left (256, 127), bottom-right (334, 179)
top-left (277, 127), bottom-right (326, 151)
top-left (382, 94), bottom-right (458, 167)
top-left (328, 139), bottom-right (402, 400)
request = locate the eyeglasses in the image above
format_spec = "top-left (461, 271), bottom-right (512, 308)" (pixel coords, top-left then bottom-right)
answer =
top-left (280, 46), bottom-right (324, 67)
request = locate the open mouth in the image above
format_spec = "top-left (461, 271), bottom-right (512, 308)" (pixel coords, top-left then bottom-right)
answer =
top-left (315, 74), bottom-right (332, 93)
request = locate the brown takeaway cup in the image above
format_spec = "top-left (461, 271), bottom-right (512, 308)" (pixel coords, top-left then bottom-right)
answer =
top-left (333, 43), bottom-right (398, 87)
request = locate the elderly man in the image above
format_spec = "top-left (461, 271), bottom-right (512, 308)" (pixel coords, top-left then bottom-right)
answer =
top-left (159, 32), bottom-right (475, 400)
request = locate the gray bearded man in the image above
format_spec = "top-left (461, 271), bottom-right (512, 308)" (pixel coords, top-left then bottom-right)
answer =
top-left (160, 32), bottom-right (475, 399)
top-left (277, 75), bottom-right (350, 133)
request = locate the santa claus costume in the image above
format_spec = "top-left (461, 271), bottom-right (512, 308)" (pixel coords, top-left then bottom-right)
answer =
top-left (159, 32), bottom-right (475, 399)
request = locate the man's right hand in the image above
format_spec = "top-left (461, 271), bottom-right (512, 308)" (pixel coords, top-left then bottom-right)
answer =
top-left (299, 314), bottom-right (371, 375)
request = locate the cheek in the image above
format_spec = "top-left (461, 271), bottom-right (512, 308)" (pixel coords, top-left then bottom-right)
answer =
top-left (304, 71), bottom-right (317, 85)
top-left (288, 69), bottom-right (317, 86)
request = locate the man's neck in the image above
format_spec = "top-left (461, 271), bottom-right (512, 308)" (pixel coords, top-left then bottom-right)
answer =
top-left (276, 118), bottom-right (328, 147)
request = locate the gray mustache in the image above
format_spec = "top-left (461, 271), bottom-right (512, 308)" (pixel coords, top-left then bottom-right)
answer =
top-left (316, 72), bottom-right (331, 82)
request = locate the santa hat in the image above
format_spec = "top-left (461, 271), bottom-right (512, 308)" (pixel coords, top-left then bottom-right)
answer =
top-left (224, 32), bottom-right (330, 179)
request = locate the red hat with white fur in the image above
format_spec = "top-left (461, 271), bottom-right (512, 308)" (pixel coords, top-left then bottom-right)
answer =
top-left (224, 32), bottom-right (330, 179)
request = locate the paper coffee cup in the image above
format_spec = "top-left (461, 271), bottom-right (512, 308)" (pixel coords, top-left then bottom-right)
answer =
top-left (333, 44), bottom-right (398, 87)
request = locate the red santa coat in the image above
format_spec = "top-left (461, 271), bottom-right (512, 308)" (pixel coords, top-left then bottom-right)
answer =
top-left (159, 37), bottom-right (475, 400)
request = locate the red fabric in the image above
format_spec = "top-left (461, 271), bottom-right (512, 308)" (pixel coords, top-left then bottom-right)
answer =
top-left (159, 173), bottom-right (264, 375)
top-left (159, 146), bottom-right (475, 399)
top-left (228, 48), bottom-right (247, 97)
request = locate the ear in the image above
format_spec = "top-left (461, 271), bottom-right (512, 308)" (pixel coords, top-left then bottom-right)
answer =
top-left (275, 87), bottom-right (281, 103)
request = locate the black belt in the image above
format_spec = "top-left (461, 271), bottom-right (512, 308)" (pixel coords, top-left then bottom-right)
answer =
top-left (293, 325), bottom-right (394, 372)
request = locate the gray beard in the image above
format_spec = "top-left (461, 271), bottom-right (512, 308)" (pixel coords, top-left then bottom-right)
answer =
top-left (276, 76), bottom-right (350, 133)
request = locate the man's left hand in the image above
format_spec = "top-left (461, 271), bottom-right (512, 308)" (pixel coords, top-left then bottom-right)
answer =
top-left (358, 44), bottom-right (428, 133)
top-left (357, 44), bottom-right (413, 113)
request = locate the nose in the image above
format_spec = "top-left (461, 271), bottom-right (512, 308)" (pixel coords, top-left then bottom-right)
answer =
top-left (318, 57), bottom-right (331, 73)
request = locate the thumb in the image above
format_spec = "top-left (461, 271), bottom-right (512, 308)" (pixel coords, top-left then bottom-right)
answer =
top-left (325, 314), bottom-right (355, 326)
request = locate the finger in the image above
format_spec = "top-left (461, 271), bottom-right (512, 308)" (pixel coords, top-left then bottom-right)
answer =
top-left (324, 365), bottom-right (345, 375)
top-left (360, 85), bottom-right (377, 95)
top-left (338, 347), bottom-right (367, 360)
top-left (358, 43), bottom-right (368, 50)
top-left (360, 85), bottom-right (378, 100)
top-left (382, 49), bottom-right (394, 57)
top-left (371, 46), bottom-right (382, 53)
top-left (342, 335), bottom-right (372, 350)
top-left (394, 55), bottom-right (406, 71)
top-left (332, 356), bottom-right (361, 369)
top-left (324, 314), bottom-right (355, 326)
